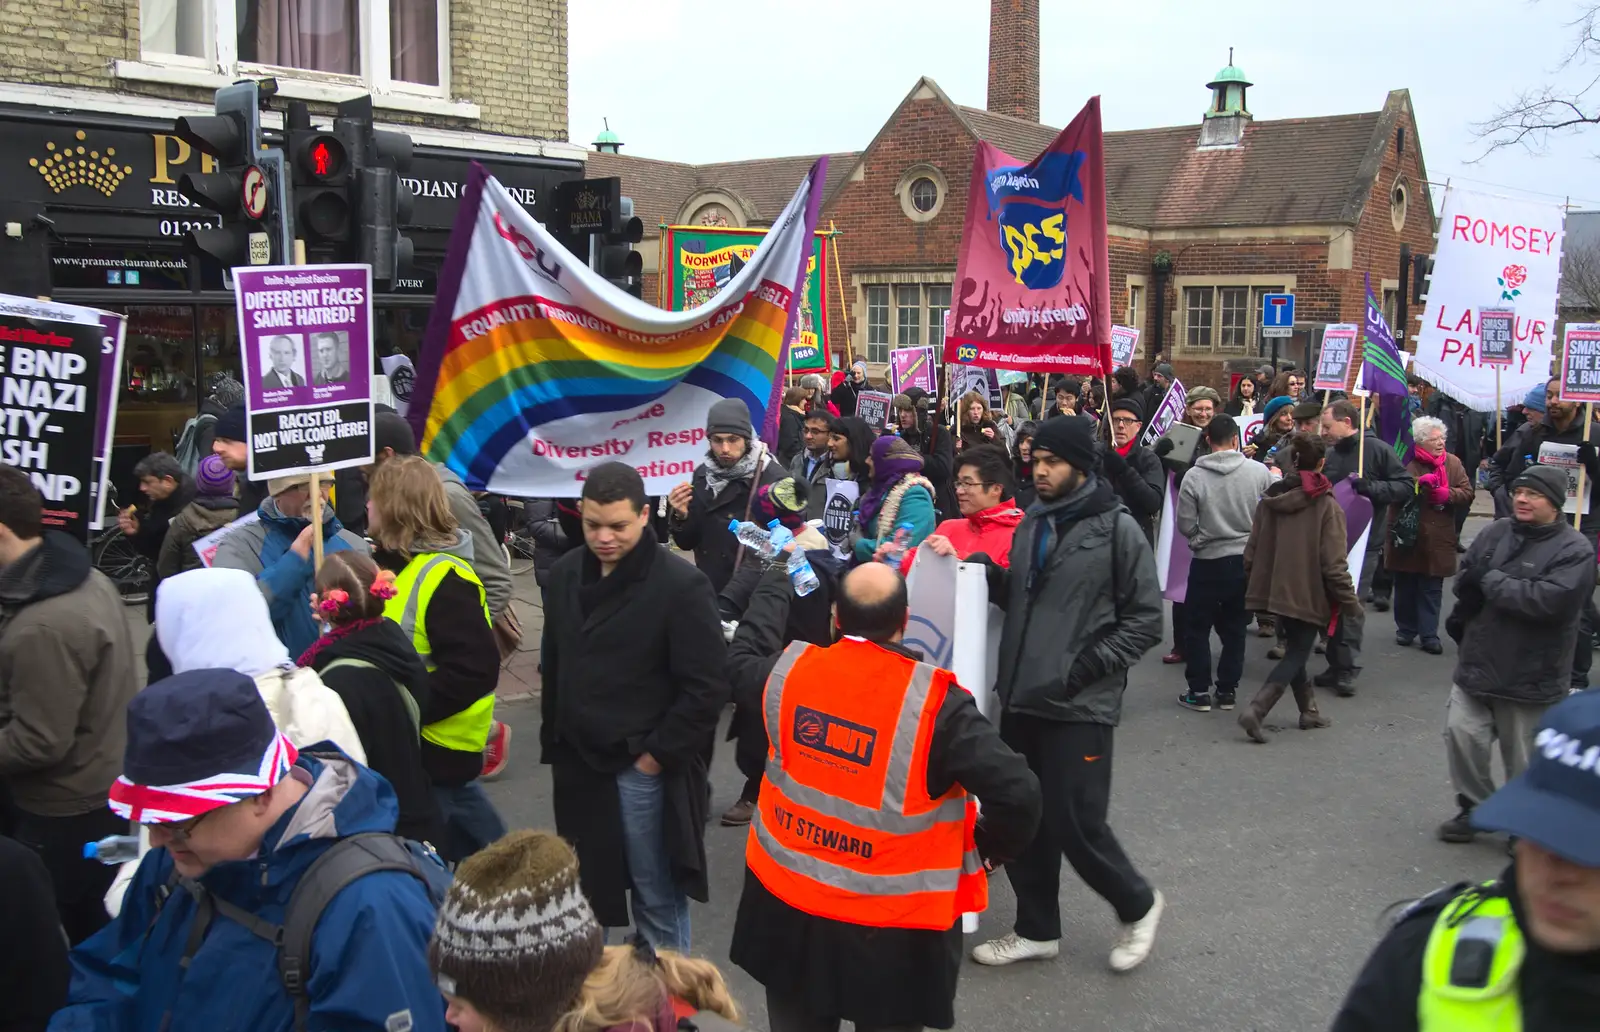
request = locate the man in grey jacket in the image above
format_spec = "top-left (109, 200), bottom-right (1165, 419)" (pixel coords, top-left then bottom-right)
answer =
top-left (1176, 415), bottom-right (1272, 712)
top-left (965, 415), bottom-right (1167, 974)
top-left (1437, 465), bottom-right (1597, 843)
top-left (788, 409), bottom-right (844, 523)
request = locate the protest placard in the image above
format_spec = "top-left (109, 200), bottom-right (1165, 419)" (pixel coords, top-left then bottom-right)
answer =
top-left (1559, 323), bottom-right (1600, 404)
top-left (0, 294), bottom-right (109, 541)
top-left (192, 511), bottom-right (262, 567)
top-left (889, 347), bottom-right (936, 395)
top-left (91, 311), bottom-right (125, 530)
top-left (235, 264), bottom-right (375, 479)
top-left (1538, 442), bottom-right (1592, 515)
top-left (854, 390), bottom-right (894, 431)
top-left (1110, 325), bottom-right (1140, 370)
top-left (1478, 308), bottom-right (1516, 366)
top-left (1140, 378), bottom-right (1187, 446)
top-left (1313, 324), bottom-right (1359, 391)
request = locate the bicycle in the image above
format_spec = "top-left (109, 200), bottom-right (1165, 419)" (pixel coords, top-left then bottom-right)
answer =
top-left (90, 485), bottom-right (154, 606)
top-left (502, 496), bottom-right (537, 576)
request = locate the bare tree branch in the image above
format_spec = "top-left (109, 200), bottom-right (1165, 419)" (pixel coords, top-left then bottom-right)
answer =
top-left (1473, 3), bottom-right (1600, 158)
top-left (1561, 236), bottom-right (1600, 311)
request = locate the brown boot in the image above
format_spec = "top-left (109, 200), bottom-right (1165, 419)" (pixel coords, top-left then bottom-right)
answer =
top-left (1238, 682), bottom-right (1287, 743)
top-left (1292, 677), bottom-right (1332, 730)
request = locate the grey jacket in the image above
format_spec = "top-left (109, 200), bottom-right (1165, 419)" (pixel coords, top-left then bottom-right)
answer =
top-left (1177, 449), bottom-right (1272, 559)
top-left (435, 463), bottom-right (512, 618)
top-left (987, 476), bottom-right (1163, 725)
top-left (789, 448), bottom-right (849, 523)
top-left (1452, 516), bottom-right (1598, 705)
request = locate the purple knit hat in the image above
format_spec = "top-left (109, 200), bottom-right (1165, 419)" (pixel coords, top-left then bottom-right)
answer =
top-left (195, 454), bottom-right (235, 498)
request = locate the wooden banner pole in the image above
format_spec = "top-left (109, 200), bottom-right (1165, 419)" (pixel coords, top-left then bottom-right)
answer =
top-left (1358, 394), bottom-right (1368, 480)
top-left (656, 225), bottom-right (667, 309)
top-left (829, 223), bottom-right (854, 369)
top-left (1575, 403), bottom-right (1593, 531)
top-left (1496, 368), bottom-right (1503, 451)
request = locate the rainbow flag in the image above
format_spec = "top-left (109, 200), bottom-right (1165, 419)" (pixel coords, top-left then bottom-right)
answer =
top-left (407, 159), bottom-right (826, 493)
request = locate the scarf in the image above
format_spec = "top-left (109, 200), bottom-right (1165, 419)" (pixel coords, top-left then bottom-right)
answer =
top-left (702, 444), bottom-right (760, 501)
top-left (1297, 471), bottom-right (1332, 498)
top-left (1114, 436), bottom-right (1138, 458)
top-left (1414, 445), bottom-right (1450, 504)
top-left (1027, 474), bottom-right (1109, 577)
top-left (858, 436), bottom-right (925, 531)
top-left (297, 616), bottom-right (388, 668)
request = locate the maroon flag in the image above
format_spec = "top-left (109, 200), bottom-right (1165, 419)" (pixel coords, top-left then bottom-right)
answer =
top-left (944, 97), bottom-right (1112, 376)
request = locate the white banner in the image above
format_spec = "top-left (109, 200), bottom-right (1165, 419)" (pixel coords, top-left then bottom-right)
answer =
top-left (1412, 187), bottom-right (1565, 412)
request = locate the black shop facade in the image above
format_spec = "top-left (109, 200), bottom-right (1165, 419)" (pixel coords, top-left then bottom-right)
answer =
top-left (0, 104), bottom-right (582, 497)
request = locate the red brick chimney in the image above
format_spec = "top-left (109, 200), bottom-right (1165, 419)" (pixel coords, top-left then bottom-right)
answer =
top-left (988, 0), bottom-right (1040, 123)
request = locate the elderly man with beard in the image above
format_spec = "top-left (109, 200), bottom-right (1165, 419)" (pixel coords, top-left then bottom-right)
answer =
top-left (966, 416), bottom-right (1166, 974)
top-left (668, 398), bottom-right (791, 595)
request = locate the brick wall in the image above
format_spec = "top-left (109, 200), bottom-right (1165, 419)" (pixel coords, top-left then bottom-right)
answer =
top-left (0, 0), bottom-right (566, 140)
top-left (987, 0), bottom-right (1039, 123)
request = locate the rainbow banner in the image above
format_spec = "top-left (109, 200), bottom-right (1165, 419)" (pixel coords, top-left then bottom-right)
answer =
top-left (408, 159), bottom-right (827, 494)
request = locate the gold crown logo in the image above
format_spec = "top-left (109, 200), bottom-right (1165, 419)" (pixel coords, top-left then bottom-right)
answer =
top-left (29, 130), bottom-right (133, 198)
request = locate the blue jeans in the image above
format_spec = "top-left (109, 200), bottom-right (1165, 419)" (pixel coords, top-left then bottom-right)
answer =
top-left (431, 781), bottom-right (507, 864)
top-left (615, 765), bottom-right (691, 949)
top-left (1392, 572), bottom-right (1443, 644)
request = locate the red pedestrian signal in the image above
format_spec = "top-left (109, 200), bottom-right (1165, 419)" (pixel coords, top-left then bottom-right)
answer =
top-left (297, 135), bottom-right (345, 181)
top-left (312, 140), bottom-right (333, 177)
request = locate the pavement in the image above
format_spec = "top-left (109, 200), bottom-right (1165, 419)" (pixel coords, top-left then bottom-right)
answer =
top-left (479, 511), bottom-right (1530, 1032)
top-left (119, 509), bottom-right (1529, 1031)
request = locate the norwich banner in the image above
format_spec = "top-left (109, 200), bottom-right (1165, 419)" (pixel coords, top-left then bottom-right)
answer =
top-left (407, 159), bottom-right (827, 495)
top-left (663, 225), bottom-right (833, 373)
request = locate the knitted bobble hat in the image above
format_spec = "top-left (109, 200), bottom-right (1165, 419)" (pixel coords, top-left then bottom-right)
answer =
top-left (428, 831), bottom-right (603, 1032)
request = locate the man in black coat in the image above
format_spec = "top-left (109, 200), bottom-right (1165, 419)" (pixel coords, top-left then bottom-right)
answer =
top-left (669, 398), bottom-right (791, 593)
top-left (729, 562), bottom-right (1040, 1032)
top-left (898, 388), bottom-right (957, 520)
top-left (1317, 399), bottom-right (1415, 694)
top-left (120, 451), bottom-right (196, 620)
top-left (541, 462), bottom-right (729, 949)
top-left (1100, 397), bottom-right (1164, 543)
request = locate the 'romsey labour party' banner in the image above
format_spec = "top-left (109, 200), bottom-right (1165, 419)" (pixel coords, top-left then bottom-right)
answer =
top-left (410, 160), bottom-right (826, 494)
top-left (945, 97), bottom-right (1112, 376)
top-left (1412, 186), bottom-right (1565, 412)
top-left (662, 225), bottom-right (833, 373)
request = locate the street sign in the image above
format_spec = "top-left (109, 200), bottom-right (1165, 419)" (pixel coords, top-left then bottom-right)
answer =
top-left (1262, 292), bottom-right (1295, 338)
top-left (241, 165), bottom-right (267, 220)
top-left (247, 231), bottom-right (270, 265)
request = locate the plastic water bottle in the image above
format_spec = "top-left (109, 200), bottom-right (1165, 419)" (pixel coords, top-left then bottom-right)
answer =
top-left (767, 521), bottom-right (820, 597)
top-left (878, 521), bottom-right (916, 567)
top-left (728, 518), bottom-right (777, 560)
top-left (84, 834), bottom-right (140, 865)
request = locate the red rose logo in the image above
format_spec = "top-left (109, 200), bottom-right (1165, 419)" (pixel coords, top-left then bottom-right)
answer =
top-left (1498, 264), bottom-right (1527, 302)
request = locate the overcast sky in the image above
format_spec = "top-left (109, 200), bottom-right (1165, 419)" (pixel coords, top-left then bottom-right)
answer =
top-left (569, 0), bottom-right (1600, 212)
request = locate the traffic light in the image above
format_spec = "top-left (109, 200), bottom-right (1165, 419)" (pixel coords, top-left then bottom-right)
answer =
top-left (594, 196), bottom-right (643, 298)
top-left (325, 96), bottom-right (415, 285)
top-left (286, 102), bottom-right (352, 249)
top-left (173, 82), bottom-right (265, 267)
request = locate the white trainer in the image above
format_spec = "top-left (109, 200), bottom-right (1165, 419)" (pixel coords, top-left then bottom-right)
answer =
top-left (1109, 889), bottom-right (1165, 972)
top-left (971, 932), bottom-right (1060, 966)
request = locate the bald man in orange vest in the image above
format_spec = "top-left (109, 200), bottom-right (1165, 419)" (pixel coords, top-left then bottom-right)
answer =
top-left (729, 562), bottom-right (1041, 1032)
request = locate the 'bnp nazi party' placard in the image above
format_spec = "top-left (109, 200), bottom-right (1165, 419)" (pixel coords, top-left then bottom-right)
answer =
top-left (234, 264), bottom-right (374, 479)
top-left (0, 294), bottom-right (108, 541)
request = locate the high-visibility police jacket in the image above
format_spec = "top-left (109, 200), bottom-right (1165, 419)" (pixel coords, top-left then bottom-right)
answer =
top-left (745, 637), bottom-right (986, 931)
top-left (382, 551), bottom-right (494, 754)
top-left (1419, 882), bottom-right (1525, 1031)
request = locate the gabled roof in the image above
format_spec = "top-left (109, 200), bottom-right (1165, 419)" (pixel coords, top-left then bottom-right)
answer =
top-left (585, 148), bottom-right (856, 231)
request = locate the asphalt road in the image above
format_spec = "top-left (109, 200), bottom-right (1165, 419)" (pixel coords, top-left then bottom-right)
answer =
top-left (483, 516), bottom-right (1525, 1032)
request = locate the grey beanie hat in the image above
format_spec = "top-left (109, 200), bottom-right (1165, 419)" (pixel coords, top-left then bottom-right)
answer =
top-left (1512, 465), bottom-right (1569, 511)
top-left (706, 397), bottom-right (754, 439)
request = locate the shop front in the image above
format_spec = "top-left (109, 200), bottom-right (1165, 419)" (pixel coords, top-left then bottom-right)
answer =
top-left (0, 105), bottom-right (582, 498)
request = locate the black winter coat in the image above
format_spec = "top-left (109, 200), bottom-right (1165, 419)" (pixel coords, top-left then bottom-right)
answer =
top-left (777, 407), bottom-right (805, 466)
top-left (669, 454), bottom-right (790, 593)
top-left (1450, 516), bottom-right (1597, 705)
top-left (1100, 441), bottom-right (1164, 542)
top-left (302, 619), bottom-right (444, 845)
top-left (1331, 866), bottom-right (1600, 1032)
top-left (728, 638), bottom-right (1041, 1031)
top-left (523, 498), bottom-right (579, 588)
top-left (0, 834), bottom-right (68, 1032)
top-left (1323, 430), bottom-right (1415, 552)
top-left (539, 531), bottom-right (730, 924)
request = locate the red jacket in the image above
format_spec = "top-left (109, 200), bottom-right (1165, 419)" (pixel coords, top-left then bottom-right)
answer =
top-left (900, 502), bottom-right (1025, 573)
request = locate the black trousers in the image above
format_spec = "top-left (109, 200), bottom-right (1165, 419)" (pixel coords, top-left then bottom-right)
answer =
top-left (734, 702), bottom-right (768, 804)
top-left (766, 990), bottom-right (921, 1032)
top-left (1267, 617), bottom-right (1320, 685)
top-left (1181, 555), bottom-right (1248, 695)
top-left (6, 806), bottom-right (124, 944)
top-left (1000, 714), bottom-right (1154, 934)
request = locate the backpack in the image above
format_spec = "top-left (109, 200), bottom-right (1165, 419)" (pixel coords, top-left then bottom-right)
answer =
top-left (173, 412), bottom-right (217, 477)
top-left (319, 657), bottom-right (421, 733)
top-left (159, 830), bottom-right (450, 1031)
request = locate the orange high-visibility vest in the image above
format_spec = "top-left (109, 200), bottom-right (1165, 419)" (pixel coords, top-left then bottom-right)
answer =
top-left (745, 637), bottom-right (987, 931)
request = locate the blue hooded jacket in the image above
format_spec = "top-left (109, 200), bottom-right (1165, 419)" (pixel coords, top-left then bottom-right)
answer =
top-left (212, 497), bottom-right (367, 657)
top-left (50, 750), bottom-right (446, 1032)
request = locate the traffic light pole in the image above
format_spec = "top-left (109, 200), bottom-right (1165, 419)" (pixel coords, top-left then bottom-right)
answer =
top-left (258, 149), bottom-right (293, 265)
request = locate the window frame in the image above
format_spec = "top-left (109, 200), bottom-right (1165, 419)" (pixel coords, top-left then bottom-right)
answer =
top-left (1217, 285), bottom-right (1250, 352)
top-left (895, 285), bottom-right (922, 350)
top-left (926, 284), bottom-right (951, 350)
top-left (135, 0), bottom-right (451, 100)
top-left (865, 285), bottom-right (890, 365)
top-left (1126, 283), bottom-right (1142, 331)
top-left (1184, 286), bottom-right (1214, 351)
top-left (1178, 282), bottom-right (1289, 355)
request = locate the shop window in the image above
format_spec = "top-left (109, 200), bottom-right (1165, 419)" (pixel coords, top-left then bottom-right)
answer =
top-left (865, 286), bottom-right (889, 364)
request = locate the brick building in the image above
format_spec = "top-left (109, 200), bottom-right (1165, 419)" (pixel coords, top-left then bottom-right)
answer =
top-left (0, 0), bottom-right (582, 490)
top-left (590, 0), bottom-right (1437, 394)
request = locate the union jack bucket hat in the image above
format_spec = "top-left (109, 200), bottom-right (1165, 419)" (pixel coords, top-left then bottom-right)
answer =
top-left (108, 669), bottom-right (298, 824)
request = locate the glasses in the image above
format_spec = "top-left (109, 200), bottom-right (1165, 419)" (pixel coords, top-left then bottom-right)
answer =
top-left (165, 808), bottom-right (213, 845)
top-left (954, 479), bottom-right (993, 490)
top-left (1110, 417), bottom-right (1140, 428)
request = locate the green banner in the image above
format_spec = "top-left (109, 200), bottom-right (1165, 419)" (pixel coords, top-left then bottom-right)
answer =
top-left (663, 225), bottom-right (832, 372)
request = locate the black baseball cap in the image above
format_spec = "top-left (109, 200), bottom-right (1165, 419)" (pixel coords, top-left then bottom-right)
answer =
top-left (1472, 690), bottom-right (1600, 866)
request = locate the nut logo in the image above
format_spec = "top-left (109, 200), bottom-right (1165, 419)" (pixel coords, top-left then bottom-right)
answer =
top-left (29, 130), bottom-right (133, 198)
